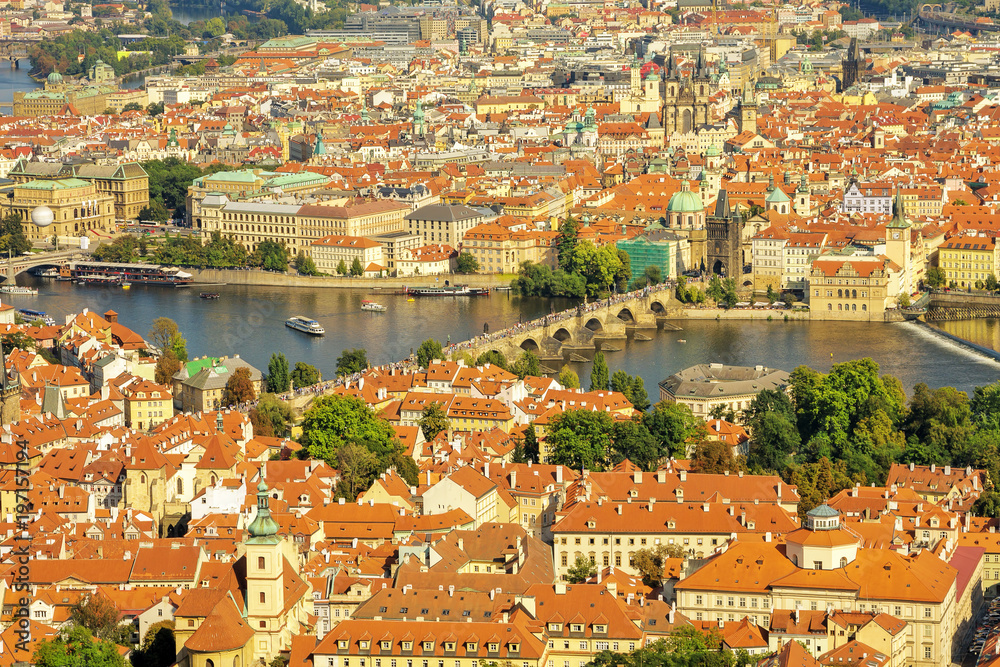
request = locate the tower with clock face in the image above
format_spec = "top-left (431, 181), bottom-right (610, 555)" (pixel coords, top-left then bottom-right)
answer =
top-left (885, 188), bottom-right (912, 298)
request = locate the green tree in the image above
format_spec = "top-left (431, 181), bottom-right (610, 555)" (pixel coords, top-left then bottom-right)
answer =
top-left (290, 362), bottom-right (321, 388)
top-left (34, 626), bottom-right (125, 667)
top-left (559, 364), bottom-right (580, 389)
top-left (295, 251), bottom-right (319, 276)
top-left (475, 350), bottom-right (508, 370)
top-left (988, 274), bottom-right (999, 291)
top-left (747, 411), bottom-right (800, 471)
top-left (572, 240), bottom-right (624, 296)
top-left (300, 395), bottom-right (399, 465)
top-left (418, 402), bottom-right (449, 441)
top-left (336, 348), bottom-right (369, 376)
top-left (70, 594), bottom-right (128, 642)
top-left (610, 418), bottom-right (660, 470)
top-left (566, 555), bottom-right (596, 583)
top-left (138, 199), bottom-right (169, 223)
top-left (266, 352), bottom-right (290, 393)
top-left (336, 259), bottom-right (348, 275)
top-left (154, 350), bottom-right (181, 386)
top-left (523, 423), bottom-right (540, 463)
top-left (691, 438), bottom-right (741, 474)
top-left (0, 211), bottom-right (30, 255)
top-left (512, 350), bottom-right (541, 379)
top-left (416, 338), bottom-right (444, 368)
top-left (130, 621), bottom-right (174, 667)
top-left (547, 409), bottom-right (614, 469)
top-left (642, 401), bottom-right (703, 461)
top-left (167, 332), bottom-right (188, 363)
top-left (590, 351), bottom-right (609, 391)
top-left (456, 252), bottom-right (479, 273)
top-left (223, 367), bottom-right (256, 406)
top-left (350, 256), bottom-right (364, 276)
top-left (631, 544), bottom-right (685, 585)
top-left (254, 240), bottom-right (288, 272)
top-left (557, 216), bottom-right (579, 271)
top-left (249, 393), bottom-right (293, 437)
top-left (148, 316), bottom-right (180, 353)
top-left (334, 441), bottom-right (379, 499)
top-left (925, 266), bottom-right (946, 289)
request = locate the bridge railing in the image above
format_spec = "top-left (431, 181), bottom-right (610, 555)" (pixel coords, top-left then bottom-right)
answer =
top-left (444, 282), bottom-right (675, 357)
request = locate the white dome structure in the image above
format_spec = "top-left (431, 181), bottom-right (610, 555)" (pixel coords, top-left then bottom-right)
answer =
top-left (30, 206), bottom-right (54, 228)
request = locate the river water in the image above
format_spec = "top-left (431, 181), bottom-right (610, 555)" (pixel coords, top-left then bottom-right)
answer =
top-left (10, 277), bottom-right (1000, 396)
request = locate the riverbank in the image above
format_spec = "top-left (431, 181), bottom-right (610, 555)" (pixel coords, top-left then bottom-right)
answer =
top-left (682, 308), bottom-right (810, 320)
top-left (187, 268), bottom-right (514, 289)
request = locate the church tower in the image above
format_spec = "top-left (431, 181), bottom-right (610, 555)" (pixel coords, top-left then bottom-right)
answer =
top-left (245, 480), bottom-right (286, 660)
top-left (738, 82), bottom-right (757, 135)
top-left (842, 38), bottom-right (860, 91)
top-left (795, 174), bottom-right (811, 217)
top-left (0, 344), bottom-right (19, 426)
top-left (630, 56), bottom-right (641, 93)
top-left (886, 188), bottom-right (912, 297)
top-left (413, 99), bottom-right (425, 137)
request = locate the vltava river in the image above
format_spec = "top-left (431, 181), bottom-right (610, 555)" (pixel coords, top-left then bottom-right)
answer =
top-left (10, 278), bottom-right (1000, 396)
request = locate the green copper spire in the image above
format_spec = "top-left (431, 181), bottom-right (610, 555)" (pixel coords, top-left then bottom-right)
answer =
top-left (247, 479), bottom-right (280, 543)
top-left (887, 188), bottom-right (911, 229)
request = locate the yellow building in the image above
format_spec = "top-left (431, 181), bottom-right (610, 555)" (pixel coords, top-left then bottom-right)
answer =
top-left (2, 178), bottom-right (116, 242)
top-left (939, 234), bottom-right (999, 288)
top-left (808, 255), bottom-right (900, 320)
top-left (124, 379), bottom-right (173, 431)
top-left (474, 95), bottom-right (545, 114)
top-left (8, 160), bottom-right (150, 222)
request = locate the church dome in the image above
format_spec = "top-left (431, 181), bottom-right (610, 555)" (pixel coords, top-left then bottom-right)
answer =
top-left (246, 480), bottom-right (280, 540)
top-left (46, 71), bottom-right (62, 85)
top-left (667, 187), bottom-right (703, 213)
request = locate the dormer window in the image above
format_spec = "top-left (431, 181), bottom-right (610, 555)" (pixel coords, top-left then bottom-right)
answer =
top-left (594, 625), bottom-right (607, 634)
top-left (629, 489), bottom-right (638, 497)
top-left (381, 641), bottom-right (392, 650)
top-left (548, 623), bottom-right (562, 632)
top-left (402, 642), bottom-right (412, 651)
top-left (445, 643), bottom-right (456, 651)
top-left (423, 642), bottom-right (434, 652)
top-left (586, 520), bottom-right (596, 529)
top-left (571, 624), bottom-right (584, 633)
top-left (488, 643), bottom-right (499, 652)
top-left (466, 643), bottom-right (478, 652)
top-left (339, 641), bottom-right (348, 650)
top-left (509, 643), bottom-right (520, 653)
top-left (360, 641), bottom-right (370, 650)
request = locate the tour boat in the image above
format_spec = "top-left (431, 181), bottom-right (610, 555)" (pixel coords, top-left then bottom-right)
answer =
top-left (200, 292), bottom-right (221, 300)
top-left (361, 300), bottom-right (386, 312)
top-left (285, 316), bottom-right (325, 336)
top-left (17, 308), bottom-right (54, 326)
top-left (409, 285), bottom-right (490, 297)
top-left (0, 285), bottom-right (38, 295)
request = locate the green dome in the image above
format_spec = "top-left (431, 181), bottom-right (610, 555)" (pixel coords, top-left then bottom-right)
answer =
top-left (47, 71), bottom-right (62, 84)
top-left (667, 188), bottom-right (703, 214)
top-left (246, 479), bottom-right (280, 541)
top-left (704, 143), bottom-right (720, 157)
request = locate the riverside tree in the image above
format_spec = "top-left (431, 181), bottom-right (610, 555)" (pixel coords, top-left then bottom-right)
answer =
top-left (266, 353), bottom-right (291, 393)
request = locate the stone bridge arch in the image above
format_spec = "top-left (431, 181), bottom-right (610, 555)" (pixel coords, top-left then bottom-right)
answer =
top-left (616, 307), bottom-right (635, 323)
top-left (552, 328), bottom-right (572, 342)
top-left (585, 317), bottom-right (604, 333)
top-left (520, 338), bottom-right (540, 352)
top-left (650, 300), bottom-right (667, 313)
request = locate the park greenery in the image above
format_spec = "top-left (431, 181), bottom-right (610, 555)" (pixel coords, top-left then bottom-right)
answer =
top-left (512, 217), bottom-right (631, 298)
top-left (93, 232), bottom-right (289, 270)
top-left (0, 212), bottom-right (32, 256)
top-left (298, 394), bottom-right (418, 498)
top-left (585, 628), bottom-right (750, 667)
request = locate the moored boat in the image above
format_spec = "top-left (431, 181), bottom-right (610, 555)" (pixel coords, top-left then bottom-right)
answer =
top-left (0, 285), bottom-right (38, 295)
top-left (285, 316), bottom-right (325, 335)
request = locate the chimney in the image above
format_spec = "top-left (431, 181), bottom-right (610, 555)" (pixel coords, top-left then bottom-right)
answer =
top-left (449, 585), bottom-right (454, 597)
top-left (679, 469), bottom-right (687, 482)
top-left (616, 504), bottom-right (622, 515)
top-left (556, 582), bottom-right (567, 595)
top-left (909, 462), bottom-right (914, 471)
top-left (458, 537), bottom-right (464, 551)
top-left (634, 470), bottom-right (643, 484)
top-left (930, 464), bottom-right (936, 473)
top-left (794, 607), bottom-right (800, 624)
top-left (765, 532), bottom-right (772, 542)
top-left (484, 462), bottom-right (490, 479)
top-left (657, 469), bottom-right (666, 483)
top-left (945, 465), bottom-right (951, 476)
top-left (669, 602), bottom-right (675, 624)
top-left (555, 467), bottom-right (563, 483)
top-left (510, 470), bottom-right (517, 488)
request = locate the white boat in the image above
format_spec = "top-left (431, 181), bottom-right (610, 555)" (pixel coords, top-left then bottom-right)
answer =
top-left (0, 285), bottom-right (38, 295)
top-left (361, 300), bottom-right (387, 312)
top-left (285, 316), bottom-right (325, 336)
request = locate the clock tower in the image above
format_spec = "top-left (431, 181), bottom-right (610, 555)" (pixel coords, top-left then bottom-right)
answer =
top-left (885, 188), bottom-right (912, 298)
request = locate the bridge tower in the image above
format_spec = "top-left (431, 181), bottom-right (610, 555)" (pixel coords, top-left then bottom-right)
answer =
top-left (842, 38), bottom-right (860, 91)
